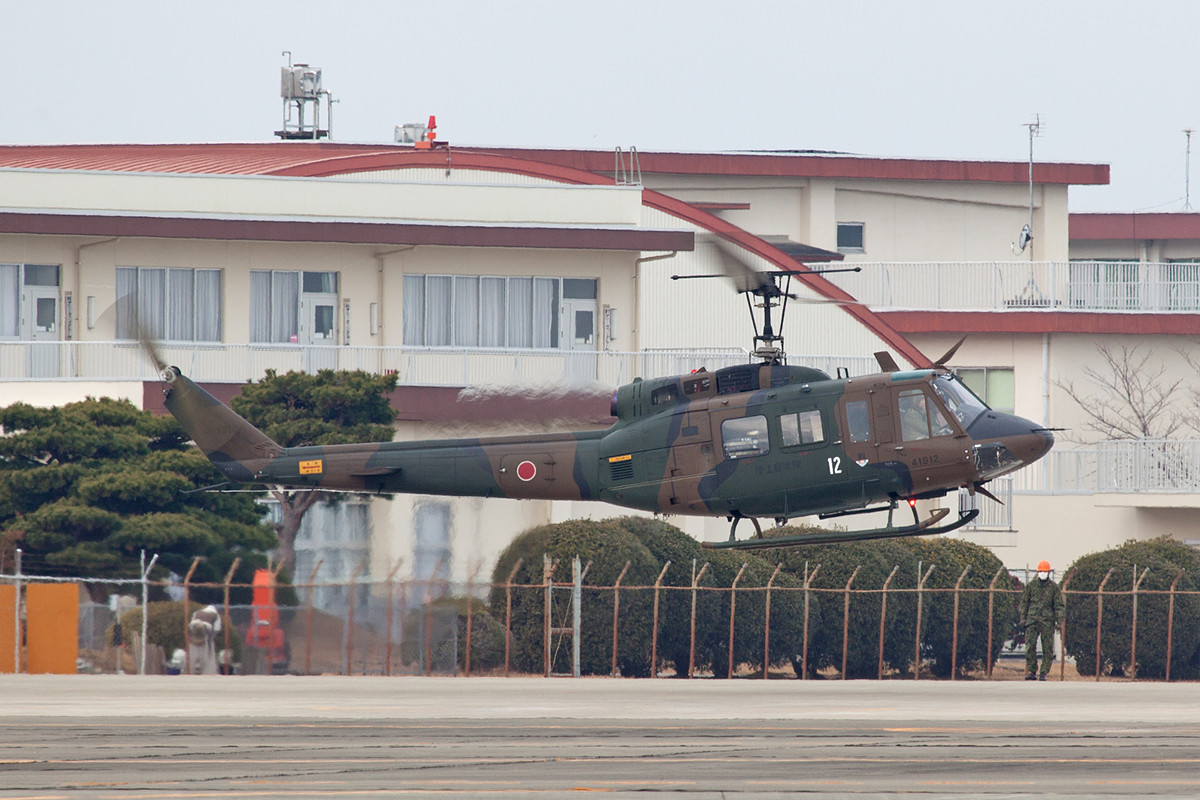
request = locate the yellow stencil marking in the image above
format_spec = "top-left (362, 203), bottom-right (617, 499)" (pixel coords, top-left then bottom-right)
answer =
top-left (608, 454), bottom-right (632, 463)
top-left (299, 459), bottom-right (324, 475)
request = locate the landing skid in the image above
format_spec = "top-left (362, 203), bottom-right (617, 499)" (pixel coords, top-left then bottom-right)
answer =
top-left (702, 505), bottom-right (979, 551)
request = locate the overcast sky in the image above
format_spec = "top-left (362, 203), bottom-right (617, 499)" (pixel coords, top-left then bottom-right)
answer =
top-left (7, 1), bottom-right (1197, 212)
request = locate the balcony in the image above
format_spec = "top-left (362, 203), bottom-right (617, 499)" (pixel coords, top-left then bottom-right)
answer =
top-left (1013, 440), bottom-right (1200, 502)
top-left (0, 341), bottom-right (882, 387)
top-left (827, 261), bottom-right (1200, 313)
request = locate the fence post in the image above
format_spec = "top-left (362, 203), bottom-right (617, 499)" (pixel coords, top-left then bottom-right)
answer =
top-left (220, 558), bottom-right (240, 676)
top-left (650, 561), bottom-right (671, 678)
top-left (1058, 568), bottom-right (1074, 681)
top-left (139, 550), bottom-right (159, 676)
top-left (841, 566), bottom-right (861, 679)
top-left (611, 561), bottom-right (630, 678)
top-left (688, 560), bottom-right (710, 679)
top-left (914, 564), bottom-right (935, 680)
top-left (503, 558), bottom-right (522, 677)
top-left (384, 558), bottom-right (403, 677)
top-left (181, 556), bottom-right (202, 671)
top-left (763, 563), bottom-right (782, 680)
top-left (345, 560), bottom-right (367, 675)
top-left (951, 566), bottom-right (971, 680)
top-left (1130, 566), bottom-right (1149, 680)
top-left (1166, 569), bottom-right (1184, 681)
top-left (304, 559), bottom-right (323, 676)
top-left (11, 549), bottom-right (19, 674)
top-left (878, 565), bottom-right (899, 680)
top-left (728, 563), bottom-right (747, 679)
top-left (801, 563), bottom-right (820, 680)
top-left (986, 567), bottom-right (1005, 680)
top-left (464, 564), bottom-right (477, 677)
top-left (543, 554), bottom-right (556, 678)
top-left (572, 556), bottom-right (583, 679)
top-left (1095, 568), bottom-right (1114, 681)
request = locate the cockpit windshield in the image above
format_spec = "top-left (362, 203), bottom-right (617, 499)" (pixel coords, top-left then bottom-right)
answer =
top-left (931, 374), bottom-right (989, 430)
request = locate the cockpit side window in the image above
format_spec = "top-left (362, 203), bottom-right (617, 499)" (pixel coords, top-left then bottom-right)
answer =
top-left (899, 389), bottom-right (955, 440)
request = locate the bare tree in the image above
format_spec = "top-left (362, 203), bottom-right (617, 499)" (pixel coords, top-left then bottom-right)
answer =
top-left (1057, 344), bottom-right (1190, 442)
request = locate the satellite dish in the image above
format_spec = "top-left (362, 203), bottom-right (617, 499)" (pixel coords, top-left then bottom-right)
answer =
top-left (1012, 223), bottom-right (1033, 254)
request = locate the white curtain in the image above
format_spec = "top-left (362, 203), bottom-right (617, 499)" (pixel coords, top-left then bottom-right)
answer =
top-left (453, 276), bottom-right (479, 347)
top-left (480, 277), bottom-right (506, 347)
top-left (195, 270), bottom-right (222, 341)
top-left (425, 276), bottom-right (452, 346)
top-left (0, 265), bottom-right (20, 337)
top-left (270, 271), bottom-right (299, 343)
top-left (402, 274), bottom-right (425, 345)
top-left (138, 268), bottom-right (166, 340)
top-left (506, 277), bottom-right (532, 347)
top-left (167, 268), bottom-right (194, 341)
top-left (532, 277), bottom-right (558, 348)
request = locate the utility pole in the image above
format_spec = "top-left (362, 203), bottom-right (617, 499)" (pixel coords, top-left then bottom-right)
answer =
top-left (1185, 129), bottom-right (1194, 211)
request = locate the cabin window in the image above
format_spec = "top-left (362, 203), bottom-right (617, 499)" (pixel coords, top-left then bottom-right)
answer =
top-left (684, 375), bottom-right (712, 395)
top-left (846, 400), bottom-right (871, 443)
top-left (116, 266), bottom-right (222, 342)
top-left (780, 409), bottom-right (824, 447)
top-left (722, 415), bottom-right (770, 459)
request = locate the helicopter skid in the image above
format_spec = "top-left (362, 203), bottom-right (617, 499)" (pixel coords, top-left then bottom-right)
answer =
top-left (701, 507), bottom-right (979, 551)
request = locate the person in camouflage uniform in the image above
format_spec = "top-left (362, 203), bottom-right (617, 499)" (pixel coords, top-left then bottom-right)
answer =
top-left (1019, 560), bottom-right (1064, 680)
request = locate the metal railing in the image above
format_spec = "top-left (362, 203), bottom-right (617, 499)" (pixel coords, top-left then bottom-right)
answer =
top-left (826, 261), bottom-right (1200, 313)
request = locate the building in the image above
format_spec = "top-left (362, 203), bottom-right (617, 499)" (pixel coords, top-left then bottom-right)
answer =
top-left (3, 140), bottom-right (1193, 604)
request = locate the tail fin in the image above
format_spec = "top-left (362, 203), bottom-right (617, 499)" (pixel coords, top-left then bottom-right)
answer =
top-left (161, 366), bottom-right (283, 482)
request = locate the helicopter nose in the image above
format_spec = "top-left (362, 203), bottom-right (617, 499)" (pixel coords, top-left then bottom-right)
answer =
top-left (966, 412), bottom-right (1055, 479)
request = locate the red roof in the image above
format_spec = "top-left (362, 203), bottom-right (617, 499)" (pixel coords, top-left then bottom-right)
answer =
top-left (1070, 212), bottom-right (1200, 240)
top-left (0, 142), bottom-right (1110, 186)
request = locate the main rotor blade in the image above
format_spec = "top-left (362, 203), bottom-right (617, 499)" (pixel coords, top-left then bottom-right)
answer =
top-left (933, 336), bottom-right (967, 369)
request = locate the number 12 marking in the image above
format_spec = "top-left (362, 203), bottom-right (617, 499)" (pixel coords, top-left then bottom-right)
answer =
top-left (827, 456), bottom-right (842, 475)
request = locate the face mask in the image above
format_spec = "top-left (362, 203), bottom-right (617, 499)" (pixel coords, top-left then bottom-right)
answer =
top-left (1037, 571), bottom-right (1049, 580)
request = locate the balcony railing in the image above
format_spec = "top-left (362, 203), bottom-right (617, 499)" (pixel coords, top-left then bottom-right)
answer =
top-left (826, 261), bottom-right (1200, 313)
top-left (0, 341), bottom-right (881, 386)
top-left (1013, 440), bottom-right (1200, 495)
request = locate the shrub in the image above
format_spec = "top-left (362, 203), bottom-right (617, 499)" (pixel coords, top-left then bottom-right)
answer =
top-left (116, 600), bottom-right (243, 662)
top-left (616, 517), bottom-right (806, 678)
top-left (1064, 537), bottom-right (1200, 679)
top-left (488, 518), bottom-right (660, 676)
top-left (762, 535), bottom-right (916, 678)
top-left (400, 596), bottom-right (506, 673)
top-left (900, 537), bottom-right (1015, 677)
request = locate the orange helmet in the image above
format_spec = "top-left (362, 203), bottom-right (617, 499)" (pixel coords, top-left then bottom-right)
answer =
top-left (1037, 560), bottom-right (1051, 572)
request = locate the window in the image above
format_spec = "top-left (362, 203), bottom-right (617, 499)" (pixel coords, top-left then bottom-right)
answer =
top-left (846, 400), bottom-right (871, 443)
top-left (722, 415), bottom-right (769, 459)
top-left (250, 270), bottom-right (337, 343)
top-left (898, 389), bottom-right (953, 440)
top-left (412, 502), bottom-right (451, 605)
top-left (116, 267), bottom-right (222, 341)
top-left (651, 384), bottom-right (679, 405)
top-left (932, 374), bottom-right (989, 429)
top-left (836, 222), bottom-right (865, 252)
top-left (402, 275), bottom-right (593, 349)
top-left (956, 368), bottom-right (1015, 414)
top-left (780, 409), bottom-right (824, 447)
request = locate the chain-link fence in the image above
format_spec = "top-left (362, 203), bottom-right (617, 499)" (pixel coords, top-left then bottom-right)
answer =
top-left (4, 561), bottom-right (1199, 680)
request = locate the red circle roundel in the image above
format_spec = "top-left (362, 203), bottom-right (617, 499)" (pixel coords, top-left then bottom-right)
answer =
top-left (516, 460), bottom-right (537, 481)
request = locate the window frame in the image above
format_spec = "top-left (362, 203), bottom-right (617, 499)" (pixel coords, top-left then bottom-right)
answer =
top-left (836, 222), bottom-right (865, 253)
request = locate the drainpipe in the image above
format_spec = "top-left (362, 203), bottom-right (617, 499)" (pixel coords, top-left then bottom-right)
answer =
top-left (633, 250), bottom-right (678, 352)
top-left (1042, 332), bottom-right (1050, 428)
top-left (374, 246), bottom-right (416, 347)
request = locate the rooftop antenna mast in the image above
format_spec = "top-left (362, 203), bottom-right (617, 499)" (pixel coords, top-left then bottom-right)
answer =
top-left (1012, 115), bottom-right (1041, 257)
top-left (1185, 128), bottom-right (1194, 211)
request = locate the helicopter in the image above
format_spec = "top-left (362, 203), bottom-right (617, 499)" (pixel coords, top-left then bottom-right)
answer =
top-left (152, 239), bottom-right (1055, 551)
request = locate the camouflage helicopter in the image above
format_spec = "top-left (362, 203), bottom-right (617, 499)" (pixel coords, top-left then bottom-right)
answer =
top-left (153, 241), bottom-right (1054, 551)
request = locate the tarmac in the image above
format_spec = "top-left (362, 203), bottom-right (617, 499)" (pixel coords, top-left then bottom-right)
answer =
top-left (1, 675), bottom-right (1198, 798)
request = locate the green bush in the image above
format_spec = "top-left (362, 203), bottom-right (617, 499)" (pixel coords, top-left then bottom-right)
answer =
top-left (616, 517), bottom-right (806, 678)
top-left (400, 596), bottom-right (506, 673)
top-left (900, 537), bottom-right (1015, 677)
top-left (761, 535), bottom-right (917, 678)
top-left (1064, 537), bottom-right (1200, 679)
top-left (488, 518), bottom-right (660, 677)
